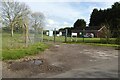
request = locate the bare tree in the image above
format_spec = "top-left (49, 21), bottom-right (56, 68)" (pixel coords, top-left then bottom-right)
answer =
top-left (30, 12), bottom-right (45, 42)
top-left (1, 0), bottom-right (30, 37)
top-left (30, 12), bottom-right (45, 31)
top-left (99, 23), bottom-right (111, 44)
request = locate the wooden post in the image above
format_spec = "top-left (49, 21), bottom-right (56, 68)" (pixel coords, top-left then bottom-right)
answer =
top-left (24, 23), bottom-right (28, 47)
top-left (11, 26), bottom-right (14, 37)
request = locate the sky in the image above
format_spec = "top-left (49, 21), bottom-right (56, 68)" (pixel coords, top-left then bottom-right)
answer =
top-left (14, 0), bottom-right (120, 30)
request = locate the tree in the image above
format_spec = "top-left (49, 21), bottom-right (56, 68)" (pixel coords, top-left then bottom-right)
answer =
top-left (89, 8), bottom-right (99, 26)
top-left (89, 2), bottom-right (120, 38)
top-left (99, 22), bottom-right (112, 44)
top-left (30, 12), bottom-right (45, 31)
top-left (30, 12), bottom-right (45, 42)
top-left (115, 18), bottom-right (120, 46)
top-left (73, 19), bottom-right (86, 30)
top-left (112, 2), bottom-right (120, 9)
top-left (73, 19), bottom-right (86, 42)
top-left (1, 0), bottom-right (30, 37)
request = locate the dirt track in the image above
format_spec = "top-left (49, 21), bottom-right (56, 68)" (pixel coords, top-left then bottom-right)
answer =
top-left (2, 43), bottom-right (118, 78)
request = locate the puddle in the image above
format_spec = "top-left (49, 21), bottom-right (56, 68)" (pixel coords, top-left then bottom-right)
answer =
top-left (28, 59), bottom-right (43, 65)
top-left (8, 59), bottom-right (44, 70)
top-left (89, 60), bottom-right (97, 62)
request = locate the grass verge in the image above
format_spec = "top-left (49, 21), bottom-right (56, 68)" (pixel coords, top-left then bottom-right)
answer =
top-left (2, 42), bottom-right (49, 60)
top-left (65, 41), bottom-right (119, 47)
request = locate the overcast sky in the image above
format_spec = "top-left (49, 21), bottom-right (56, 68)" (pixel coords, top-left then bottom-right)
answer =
top-left (15, 0), bottom-right (120, 30)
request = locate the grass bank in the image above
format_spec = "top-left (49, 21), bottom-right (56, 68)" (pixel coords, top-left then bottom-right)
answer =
top-left (2, 42), bottom-right (49, 60)
top-left (65, 41), bottom-right (119, 47)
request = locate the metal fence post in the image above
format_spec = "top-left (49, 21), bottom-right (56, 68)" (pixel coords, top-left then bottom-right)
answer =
top-left (83, 29), bottom-right (85, 42)
top-left (65, 29), bottom-right (67, 42)
top-left (54, 28), bottom-right (56, 43)
top-left (41, 29), bottom-right (43, 42)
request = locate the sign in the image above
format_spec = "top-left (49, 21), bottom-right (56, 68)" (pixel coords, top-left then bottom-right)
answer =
top-left (49, 30), bottom-right (53, 36)
top-left (59, 32), bottom-right (62, 36)
top-left (71, 33), bottom-right (77, 37)
top-left (46, 32), bottom-right (49, 35)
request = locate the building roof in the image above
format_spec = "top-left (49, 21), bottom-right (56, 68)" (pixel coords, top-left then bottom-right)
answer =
top-left (59, 26), bottom-right (102, 33)
top-left (71, 26), bottom-right (101, 32)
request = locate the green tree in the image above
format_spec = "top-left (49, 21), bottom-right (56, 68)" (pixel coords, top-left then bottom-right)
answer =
top-left (89, 8), bottom-right (99, 26)
top-left (73, 19), bottom-right (86, 30)
top-left (115, 18), bottom-right (120, 46)
top-left (89, 2), bottom-right (120, 38)
top-left (73, 19), bottom-right (86, 42)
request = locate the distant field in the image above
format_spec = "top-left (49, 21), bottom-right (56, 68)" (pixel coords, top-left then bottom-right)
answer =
top-left (43, 35), bottom-right (118, 47)
top-left (43, 35), bottom-right (100, 42)
top-left (43, 35), bottom-right (116, 44)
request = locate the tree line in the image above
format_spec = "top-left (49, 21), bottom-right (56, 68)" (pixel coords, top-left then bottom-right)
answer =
top-left (89, 2), bottom-right (120, 38)
top-left (59, 2), bottom-right (120, 39)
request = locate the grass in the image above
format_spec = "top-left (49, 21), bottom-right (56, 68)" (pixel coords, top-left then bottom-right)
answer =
top-left (43, 35), bottom-right (118, 47)
top-left (43, 35), bottom-right (65, 42)
top-left (43, 35), bottom-right (116, 43)
top-left (43, 35), bottom-right (101, 42)
top-left (2, 33), bottom-right (25, 49)
top-left (66, 42), bottom-right (119, 47)
top-left (2, 42), bottom-right (48, 60)
top-left (2, 33), bottom-right (49, 60)
top-left (87, 43), bottom-right (119, 47)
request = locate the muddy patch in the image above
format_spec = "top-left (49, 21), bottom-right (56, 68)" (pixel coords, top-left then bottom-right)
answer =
top-left (7, 59), bottom-right (64, 73)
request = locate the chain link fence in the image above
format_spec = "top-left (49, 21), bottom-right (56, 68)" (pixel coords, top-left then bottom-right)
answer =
top-left (2, 26), bottom-right (43, 49)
